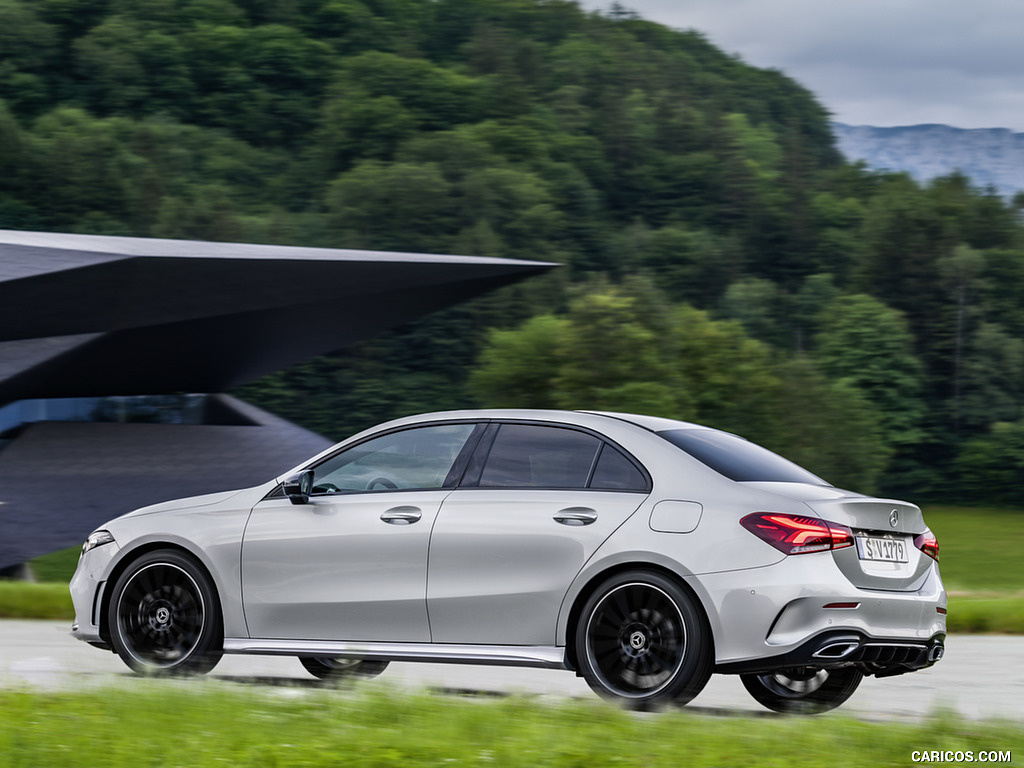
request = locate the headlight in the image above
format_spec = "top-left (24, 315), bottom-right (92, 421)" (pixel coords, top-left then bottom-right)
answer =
top-left (81, 530), bottom-right (115, 556)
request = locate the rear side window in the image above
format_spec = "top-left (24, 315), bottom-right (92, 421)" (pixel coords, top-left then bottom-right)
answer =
top-left (479, 424), bottom-right (599, 488)
top-left (590, 444), bottom-right (648, 490)
top-left (472, 423), bottom-right (650, 492)
top-left (658, 429), bottom-right (827, 485)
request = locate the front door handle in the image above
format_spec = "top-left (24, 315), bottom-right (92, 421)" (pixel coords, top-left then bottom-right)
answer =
top-left (381, 506), bottom-right (422, 525)
top-left (554, 507), bottom-right (598, 526)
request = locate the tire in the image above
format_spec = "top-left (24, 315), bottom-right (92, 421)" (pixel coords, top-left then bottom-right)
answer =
top-left (740, 666), bottom-right (863, 714)
top-left (108, 549), bottom-right (223, 675)
top-left (299, 657), bottom-right (390, 680)
top-left (575, 570), bottom-right (713, 709)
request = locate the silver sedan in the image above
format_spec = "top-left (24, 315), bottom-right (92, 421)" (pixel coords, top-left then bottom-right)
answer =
top-left (71, 409), bottom-right (946, 712)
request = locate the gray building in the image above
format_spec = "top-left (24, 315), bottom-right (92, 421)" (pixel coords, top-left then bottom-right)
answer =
top-left (0, 230), bottom-right (551, 570)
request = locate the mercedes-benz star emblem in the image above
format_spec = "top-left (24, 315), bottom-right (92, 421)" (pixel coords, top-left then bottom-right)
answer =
top-left (889, 509), bottom-right (900, 528)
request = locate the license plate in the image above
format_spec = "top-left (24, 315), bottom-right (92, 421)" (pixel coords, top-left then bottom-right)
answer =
top-left (856, 536), bottom-right (908, 563)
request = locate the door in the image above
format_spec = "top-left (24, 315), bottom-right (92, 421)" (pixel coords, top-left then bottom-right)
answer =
top-left (241, 422), bottom-right (478, 642)
top-left (427, 423), bottom-right (650, 645)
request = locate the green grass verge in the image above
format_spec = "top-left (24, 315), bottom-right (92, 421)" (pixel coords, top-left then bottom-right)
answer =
top-left (27, 546), bottom-right (80, 584)
top-left (0, 582), bottom-right (73, 620)
top-left (922, 506), bottom-right (1024, 592)
top-left (0, 685), bottom-right (1020, 768)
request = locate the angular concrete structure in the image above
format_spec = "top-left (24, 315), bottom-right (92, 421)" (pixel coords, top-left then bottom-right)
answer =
top-left (0, 230), bottom-right (553, 569)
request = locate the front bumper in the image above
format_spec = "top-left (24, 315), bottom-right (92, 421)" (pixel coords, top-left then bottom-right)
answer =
top-left (69, 540), bottom-right (120, 647)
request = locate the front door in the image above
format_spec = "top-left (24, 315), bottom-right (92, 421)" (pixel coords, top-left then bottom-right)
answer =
top-left (241, 422), bottom-right (478, 642)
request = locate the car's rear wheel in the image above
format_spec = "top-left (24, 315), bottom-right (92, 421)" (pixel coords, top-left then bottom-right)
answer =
top-left (108, 549), bottom-right (223, 675)
top-left (299, 657), bottom-right (390, 680)
top-left (740, 666), bottom-right (863, 714)
top-left (575, 571), bottom-right (712, 709)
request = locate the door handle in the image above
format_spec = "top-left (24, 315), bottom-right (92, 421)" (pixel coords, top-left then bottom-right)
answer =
top-left (553, 507), bottom-right (598, 526)
top-left (380, 506), bottom-right (422, 525)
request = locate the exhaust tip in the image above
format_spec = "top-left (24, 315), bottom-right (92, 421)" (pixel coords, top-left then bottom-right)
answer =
top-left (928, 645), bottom-right (944, 662)
top-left (812, 641), bottom-right (860, 660)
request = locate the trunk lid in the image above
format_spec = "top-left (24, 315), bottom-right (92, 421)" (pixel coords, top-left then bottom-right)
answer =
top-left (743, 483), bottom-right (936, 592)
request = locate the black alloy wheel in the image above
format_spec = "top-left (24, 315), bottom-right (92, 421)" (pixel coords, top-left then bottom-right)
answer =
top-left (740, 666), bottom-right (863, 714)
top-left (299, 657), bottom-right (390, 680)
top-left (108, 549), bottom-right (223, 675)
top-left (575, 570), bottom-right (712, 709)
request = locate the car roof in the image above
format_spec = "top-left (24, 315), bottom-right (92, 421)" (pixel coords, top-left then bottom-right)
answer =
top-left (374, 408), bottom-right (713, 434)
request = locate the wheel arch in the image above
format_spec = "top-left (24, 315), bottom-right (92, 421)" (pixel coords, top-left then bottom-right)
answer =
top-left (561, 560), bottom-right (717, 673)
top-left (99, 542), bottom-right (224, 648)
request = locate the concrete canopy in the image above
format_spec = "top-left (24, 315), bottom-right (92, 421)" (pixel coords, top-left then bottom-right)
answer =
top-left (0, 230), bottom-right (554, 568)
top-left (0, 229), bottom-right (555, 405)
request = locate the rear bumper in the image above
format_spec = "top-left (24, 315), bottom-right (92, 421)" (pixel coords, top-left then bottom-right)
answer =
top-left (690, 551), bottom-right (946, 667)
top-left (716, 630), bottom-right (945, 677)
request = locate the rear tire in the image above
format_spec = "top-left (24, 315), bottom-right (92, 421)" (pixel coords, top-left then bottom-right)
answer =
top-left (574, 570), bottom-right (713, 709)
top-left (740, 666), bottom-right (863, 714)
top-left (299, 657), bottom-right (390, 680)
top-left (108, 549), bottom-right (223, 675)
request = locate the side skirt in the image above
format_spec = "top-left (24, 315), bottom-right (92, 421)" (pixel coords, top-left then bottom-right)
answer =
top-left (222, 638), bottom-right (570, 670)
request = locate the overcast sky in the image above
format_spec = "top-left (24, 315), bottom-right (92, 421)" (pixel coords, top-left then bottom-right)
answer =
top-left (580, 0), bottom-right (1024, 131)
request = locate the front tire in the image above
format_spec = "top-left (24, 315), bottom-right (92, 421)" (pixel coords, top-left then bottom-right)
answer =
top-left (740, 667), bottom-right (863, 714)
top-left (300, 657), bottom-right (390, 680)
top-left (575, 570), bottom-right (713, 709)
top-left (108, 549), bottom-right (223, 675)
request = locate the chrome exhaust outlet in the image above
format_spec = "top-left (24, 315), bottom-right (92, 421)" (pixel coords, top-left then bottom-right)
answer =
top-left (928, 645), bottom-right (944, 662)
top-left (812, 641), bottom-right (860, 660)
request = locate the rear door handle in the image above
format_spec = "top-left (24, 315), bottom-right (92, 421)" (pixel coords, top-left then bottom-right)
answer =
top-left (553, 507), bottom-right (598, 526)
top-left (381, 506), bottom-right (422, 525)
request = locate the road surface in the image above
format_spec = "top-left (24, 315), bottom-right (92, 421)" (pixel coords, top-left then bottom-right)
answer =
top-left (2, 621), bottom-right (1021, 722)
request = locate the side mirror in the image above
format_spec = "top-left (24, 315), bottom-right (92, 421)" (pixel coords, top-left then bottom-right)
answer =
top-left (283, 469), bottom-right (315, 505)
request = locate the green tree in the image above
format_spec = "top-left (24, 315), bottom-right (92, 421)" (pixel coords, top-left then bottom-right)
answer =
top-left (770, 356), bottom-right (890, 494)
top-left (814, 294), bottom-right (924, 449)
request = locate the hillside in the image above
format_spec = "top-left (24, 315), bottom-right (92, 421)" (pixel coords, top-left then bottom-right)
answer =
top-left (1, 0), bottom-right (1024, 503)
top-left (834, 123), bottom-right (1024, 198)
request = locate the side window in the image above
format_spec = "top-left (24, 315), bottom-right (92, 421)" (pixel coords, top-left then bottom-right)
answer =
top-left (311, 423), bottom-right (476, 494)
top-left (590, 444), bottom-right (649, 491)
top-left (478, 424), bottom-right (600, 489)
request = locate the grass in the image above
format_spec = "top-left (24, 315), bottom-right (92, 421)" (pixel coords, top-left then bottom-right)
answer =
top-left (26, 546), bottom-right (80, 584)
top-left (921, 506), bottom-right (1024, 592)
top-left (0, 684), bottom-right (1019, 768)
top-left (0, 582), bottom-right (73, 620)
top-left (6, 506), bottom-right (1023, 632)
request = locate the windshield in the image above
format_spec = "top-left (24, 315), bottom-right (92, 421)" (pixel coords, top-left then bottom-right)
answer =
top-left (658, 429), bottom-right (828, 485)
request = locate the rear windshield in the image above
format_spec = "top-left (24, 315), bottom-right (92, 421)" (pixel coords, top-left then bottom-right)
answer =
top-left (658, 429), bottom-right (828, 485)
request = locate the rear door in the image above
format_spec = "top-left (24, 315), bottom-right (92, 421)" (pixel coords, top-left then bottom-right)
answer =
top-left (427, 422), bottom-right (650, 645)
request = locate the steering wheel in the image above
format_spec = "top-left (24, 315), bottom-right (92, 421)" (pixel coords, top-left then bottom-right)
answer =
top-left (366, 477), bottom-right (399, 490)
top-left (312, 482), bottom-right (340, 494)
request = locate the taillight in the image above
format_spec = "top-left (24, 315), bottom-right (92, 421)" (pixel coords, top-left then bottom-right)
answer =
top-left (741, 513), bottom-right (854, 555)
top-left (914, 531), bottom-right (940, 562)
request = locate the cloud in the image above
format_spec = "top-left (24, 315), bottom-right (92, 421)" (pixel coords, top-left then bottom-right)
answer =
top-left (584, 0), bottom-right (1024, 130)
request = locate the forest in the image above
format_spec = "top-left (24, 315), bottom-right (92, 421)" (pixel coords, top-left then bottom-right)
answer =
top-left (2, 0), bottom-right (1024, 503)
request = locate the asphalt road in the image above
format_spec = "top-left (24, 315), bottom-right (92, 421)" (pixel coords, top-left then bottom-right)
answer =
top-left (2, 621), bottom-right (1022, 722)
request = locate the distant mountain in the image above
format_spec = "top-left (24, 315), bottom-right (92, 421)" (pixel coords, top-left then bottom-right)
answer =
top-left (833, 123), bottom-right (1024, 198)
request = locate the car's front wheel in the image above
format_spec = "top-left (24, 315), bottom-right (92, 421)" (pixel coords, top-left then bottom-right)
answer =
top-left (108, 549), bottom-right (223, 675)
top-left (575, 571), bottom-right (713, 709)
top-left (740, 667), bottom-right (863, 714)
top-left (299, 657), bottom-right (390, 680)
